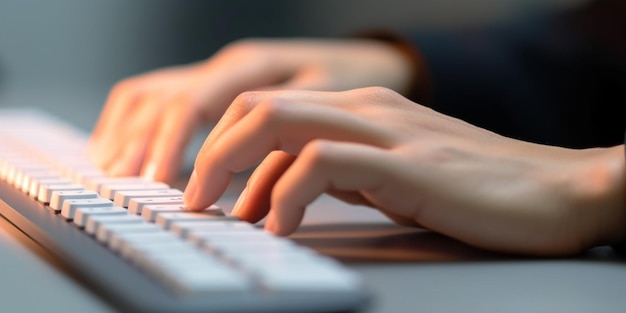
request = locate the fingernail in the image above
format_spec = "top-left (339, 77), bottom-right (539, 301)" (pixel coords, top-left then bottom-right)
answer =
top-left (183, 170), bottom-right (199, 205)
top-left (231, 187), bottom-right (248, 216)
top-left (142, 162), bottom-right (157, 181)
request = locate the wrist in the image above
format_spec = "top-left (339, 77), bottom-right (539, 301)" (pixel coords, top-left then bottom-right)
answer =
top-left (574, 145), bottom-right (626, 250)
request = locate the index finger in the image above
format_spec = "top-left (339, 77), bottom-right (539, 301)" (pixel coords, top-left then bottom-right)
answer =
top-left (183, 90), bottom-right (398, 210)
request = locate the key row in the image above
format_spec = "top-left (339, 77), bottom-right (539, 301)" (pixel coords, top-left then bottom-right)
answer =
top-left (0, 114), bottom-right (362, 295)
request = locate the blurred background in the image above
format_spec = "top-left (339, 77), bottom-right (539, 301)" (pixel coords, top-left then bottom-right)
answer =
top-left (0, 0), bottom-right (586, 131)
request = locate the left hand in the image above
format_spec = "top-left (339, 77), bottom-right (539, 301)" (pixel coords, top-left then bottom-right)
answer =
top-left (183, 87), bottom-right (626, 256)
top-left (88, 38), bottom-right (413, 183)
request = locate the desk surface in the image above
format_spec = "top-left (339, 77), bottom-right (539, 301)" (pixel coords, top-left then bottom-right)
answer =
top-left (1, 192), bottom-right (626, 313)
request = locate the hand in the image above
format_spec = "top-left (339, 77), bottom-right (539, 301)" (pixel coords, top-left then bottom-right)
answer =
top-left (88, 38), bottom-right (413, 182)
top-left (183, 87), bottom-right (626, 256)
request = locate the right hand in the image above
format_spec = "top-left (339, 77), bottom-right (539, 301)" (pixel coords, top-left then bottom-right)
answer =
top-left (183, 87), bottom-right (626, 256)
top-left (88, 38), bottom-right (414, 183)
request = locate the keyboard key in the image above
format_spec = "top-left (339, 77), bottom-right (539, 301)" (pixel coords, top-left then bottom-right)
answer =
top-left (196, 234), bottom-right (290, 253)
top-left (73, 206), bottom-right (129, 227)
top-left (141, 204), bottom-right (183, 222)
top-left (85, 177), bottom-right (153, 194)
top-left (258, 266), bottom-right (361, 292)
top-left (152, 259), bottom-right (252, 294)
top-left (128, 241), bottom-right (204, 260)
top-left (170, 220), bottom-right (253, 238)
top-left (127, 197), bottom-right (184, 215)
top-left (60, 198), bottom-right (113, 220)
top-left (96, 223), bottom-right (161, 243)
top-left (0, 109), bottom-right (368, 313)
top-left (141, 204), bottom-right (197, 222)
top-left (114, 189), bottom-right (184, 207)
top-left (100, 182), bottom-right (169, 200)
top-left (28, 177), bottom-right (72, 198)
top-left (155, 212), bottom-right (235, 230)
top-left (231, 251), bottom-right (323, 271)
top-left (137, 252), bottom-right (252, 294)
top-left (19, 170), bottom-right (60, 193)
top-left (108, 231), bottom-right (182, 254)
top-left (38, 183), bottom-right (84, 203)
top-left (6, 163), bottom-right (48, 186)
top-left (186, 230), bottom-right (280, 251)
top-left (49, 190), bottom-right (99, 212)
top-left (85, 214), bottom-right (144, 235)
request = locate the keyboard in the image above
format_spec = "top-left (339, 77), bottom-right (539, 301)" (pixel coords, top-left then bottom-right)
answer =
top-left (0, 108), bottom-right (369, 313)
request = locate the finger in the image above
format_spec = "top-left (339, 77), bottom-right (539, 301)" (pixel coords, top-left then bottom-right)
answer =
top-left (231, 151), bottom-right (296, 222)
top-left (90, 66), bottom-right (193, 166)
top-left (107, 134), bottom-right (150, 177)
top-left (188, 44), bottom-right (302, 121)
top-left (185, 92), bottom-right (396, 209)
top-left (235, 149), bottom-right (418, 227)
top-left (90, 94), bottom-right (146, 170)
top-left (90, 80), bottom-right (143, 153)
top-left (378, 211), bottom-right (422, 228)
top-left (324, 189), bottom-right (420, 227)
top-left (266, 140), bottom-right (392, 235)
top-left (258, 72), bottom-right (332, 92)
top-left (139, 95), bottom-right (201, 183)
top-left (197, 89), bottom-right (396, 155)
top-left (324, 189), bottom-right (376, 207)
top-left (98, 94), bottom-right (163, 176)
top-left (90, 83), bottom-right (127, 143)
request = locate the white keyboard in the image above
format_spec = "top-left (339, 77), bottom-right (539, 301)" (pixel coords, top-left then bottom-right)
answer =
top-left (0, 108), bottom-right (369, 313)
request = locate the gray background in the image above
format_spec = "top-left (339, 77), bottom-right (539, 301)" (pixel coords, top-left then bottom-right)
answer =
top-left (0, 0), bottom-right (584, 131)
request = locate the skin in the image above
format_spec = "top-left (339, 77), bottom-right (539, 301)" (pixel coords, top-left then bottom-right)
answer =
top-left (88, 38), bottom-right (413, 182)
top-left (183, 87), bottom-right (626, 256)
top-left (90, 38), bottom-right (626, 256)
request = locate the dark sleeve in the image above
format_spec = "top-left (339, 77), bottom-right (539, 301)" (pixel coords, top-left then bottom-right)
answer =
top-left (405, 0), bottom-right (626, 148)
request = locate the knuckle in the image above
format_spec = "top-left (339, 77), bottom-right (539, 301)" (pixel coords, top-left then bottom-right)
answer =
top-left (169, 91), bottom-right (194, 108)
top-left (345, 86), bottom-right (407, 114)
top-left (363, 86), bottom-right (401, 100)
top-left (232, 91), bottom-right (264, 112)
top-left (347, 86), bottom-right (402, 104)
top-left (110, 78), bottom-right (135, 96)
top-left (107, 79), bottom-right (144, 108)
top-left (230, 92), bottom-right (291, 130)
top-left (300, 139), bottom-right (336, 167)
top-left (162, 98), bottom-right (186, 117)
top-left (254, 98), bottom-right (288, 122)
top-left (221, 38), bottom-right (272, 61)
